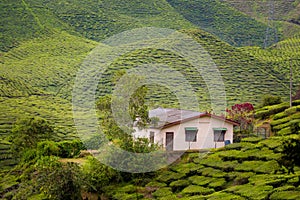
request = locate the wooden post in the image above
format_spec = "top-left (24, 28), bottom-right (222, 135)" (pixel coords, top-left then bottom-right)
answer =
top-left (290, 59), bottom-right (293, 107)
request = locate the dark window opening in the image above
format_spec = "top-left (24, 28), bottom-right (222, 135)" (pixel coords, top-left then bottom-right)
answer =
top-left (213, 128), bottom-right (227, 142)
top-left (150, 131), bottom-right (154, 143)
top-left (185, 127), bottom-right (198, 142)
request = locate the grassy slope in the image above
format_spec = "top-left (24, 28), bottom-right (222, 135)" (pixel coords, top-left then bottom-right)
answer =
top-left (34, 0), bottom-right (194, 42)
top-left (0, 31), bottom-right (97, 168)
top-left (167, 0), bottom-right (271, 47)
top-left (103, 136), bottom-right (300, 199)
top-left (221, 0), bottom-right (300, 39)
top-left (96, 29), bottom-right (289, 110)
top-left (0, 31), bottom-right (97, 98)
top-left (241, 35), bottom-right (300, 94)
top-left (256, 100), bottom-right (300, 136)
top-left (0, 0), bottom-right (78, 52)
top-left (0, 0), bottom-right (298, 170)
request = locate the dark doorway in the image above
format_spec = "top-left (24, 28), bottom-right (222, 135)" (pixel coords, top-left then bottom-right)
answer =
top-left (166, 132), bottom-right (174, 151)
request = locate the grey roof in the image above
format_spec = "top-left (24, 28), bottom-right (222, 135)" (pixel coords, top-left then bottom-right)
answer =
top-left (149, 108), bottom-right (204, 128)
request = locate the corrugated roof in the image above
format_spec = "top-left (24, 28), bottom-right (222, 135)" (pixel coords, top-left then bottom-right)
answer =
top-left (148, 108), bottom-right (239, 128)
top-left (149, 108), bottom-right (204, 128)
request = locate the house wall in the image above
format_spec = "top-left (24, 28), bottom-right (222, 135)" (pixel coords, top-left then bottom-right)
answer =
top-left (133, 116), bottom-right (234, 151)
top-left (133, 127), bottom-right (162, 144)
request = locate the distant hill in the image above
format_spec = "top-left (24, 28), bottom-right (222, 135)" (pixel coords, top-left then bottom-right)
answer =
top-left (221, 0), bottom-right (300, 39)
top-left (242, 35), bottom-right (300, 93)
top-left (167, 0), bottom-right (271, 47)
top-left (1, 0), bottom-right (289, 52)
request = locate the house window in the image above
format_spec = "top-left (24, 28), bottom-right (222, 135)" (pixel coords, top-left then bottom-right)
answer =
top-left (213, 128), bottom-right (227, 142)
top-left (185, 127), bottom-right (198, 142)
top-left (150, 131), bottom-right (155, 143)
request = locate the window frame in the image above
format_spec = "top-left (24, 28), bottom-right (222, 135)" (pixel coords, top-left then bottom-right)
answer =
top-left (213, 128), bottom-right (227, 142)
top-left (185, 127), bottom-right (198, 142)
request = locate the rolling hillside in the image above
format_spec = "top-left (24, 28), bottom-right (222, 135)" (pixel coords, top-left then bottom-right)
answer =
top-left (221, 0), bottom-right (300, 39)
top-left (0, 28), bottom-right (292, 169)
top-left (241, 35), bottom-right (300, 91)
top-left (98, 101), bottom-right (300, 199)
top-left (1, 0), bottom-right (288, 52)
top-left (167, 0), bottom-right (271, 47)
top-left (102, 135), bottom-right (300, 199)
top-left (0, 0), bottom-right (299, 170)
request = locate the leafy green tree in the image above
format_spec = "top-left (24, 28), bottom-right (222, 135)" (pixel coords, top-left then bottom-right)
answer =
top-left (12, 156), bottom-right (83, 200)
top-left (34, 156), bottom-right (83, 200)
top-left (96, 72), bottom-right (163, 181)
top-left (10, 117), bottom-right (55, 157)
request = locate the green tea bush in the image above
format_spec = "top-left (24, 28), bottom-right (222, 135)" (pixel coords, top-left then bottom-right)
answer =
top-left (206, 192), bottom-right (245, 200)
top-left (170, 179), bottom-right (190, 192)
top-left (152, 187), bottom-right (173, 198)
top-left (269, 191), bottom-right (300, 200)
top-left (188, 175), bottom-right (214, 186)
top-left (57, 140), bottom-right (84, 158)
top-left (156, 171), bottom-right (186, 184)
top-left (208, 178), bottom-right (227, 190)
top-left (181, 185), bottom-right (214, 196)
top-left (225, 184), bottom-right (273, 199)
top-left (36, 141), bottom-right (59, 157)
top-left (82, 156), bottom-right (117, 193)
top-left (262, 95), bottom-right (283, 107)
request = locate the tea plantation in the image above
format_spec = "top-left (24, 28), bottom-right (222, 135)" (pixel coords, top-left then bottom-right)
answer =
top-left (101, 136), bottom-right (300, 199)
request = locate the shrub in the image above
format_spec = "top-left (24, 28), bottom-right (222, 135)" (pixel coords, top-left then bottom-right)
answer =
top-left (57, 140), bottom-right (84, 158)
top-left (152, 187), bottom-right (173, 198)
top-left (145, 181), bottom-right (167, 188)
top-left (262, 95), bottom-right (282, 107)
top-left (269, 191), bottom-right (300, 200)
top-left (156, 171), bottom-right (186, 184)
top-left (225, 184), bottom-right (273, 199)
top-left (170, 180), bottom-right (190, 192)
top-left (208, 178), bottom-right (227, 190)
top-left (188, 176), bottom-right (213, 186)
top-left (181, 185), bottom-right (214, 196)
top-left (37, 141), bottom-right (59, 157)
top-left (82, 156), bottom-right (117, 193)
top-left (113, 192), bottom-right (143, 200)
top-left (206, 192), bottom-right (245, 200)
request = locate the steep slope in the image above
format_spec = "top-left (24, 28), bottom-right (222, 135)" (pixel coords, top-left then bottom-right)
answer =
top-left (102, 136), bottom-right (300, 199)
top-left (95, 29), bottom-right (289, 110)
top-left (0, 0), bottom-right (77, 52)
top-left (0, 31), bottom-right (97, 168)
top-left (0, 31), bottom-right (97, 99)
top-left (221, 0), bottom-right (300, 39)
top-left (256, 100), bottom-right (300, 136)
top-left (167, 0), bottom-right (271, 47)
top-left (28, 0), bottom-right (194, 43)
top-left (241, 35), bottom-right (300, 94)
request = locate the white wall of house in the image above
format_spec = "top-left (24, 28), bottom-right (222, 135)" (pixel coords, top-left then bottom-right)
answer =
top-left (133, 127), bottom-right (162, 144)
top-left (133, 116), bottom-right (234, 151)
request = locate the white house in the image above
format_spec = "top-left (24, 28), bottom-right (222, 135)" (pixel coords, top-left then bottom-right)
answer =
top-left (133, 108), bottom-right (239, 151)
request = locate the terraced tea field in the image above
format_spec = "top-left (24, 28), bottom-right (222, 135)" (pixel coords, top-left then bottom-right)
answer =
top-left (167, 0), bottom-right (270, 47)
top-left (103, 136), bottom-right (300, 199)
